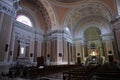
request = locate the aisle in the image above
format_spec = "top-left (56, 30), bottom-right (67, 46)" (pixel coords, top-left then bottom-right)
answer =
top-left (41, 72), bottom-right (63, 80)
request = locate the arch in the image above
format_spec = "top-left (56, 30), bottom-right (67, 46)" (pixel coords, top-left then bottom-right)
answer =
top-left (73, 15), bottom-right (112, 38)
top-left (49, 0), bottom-right (87, 7)
top-left (62, 2), bottom-right (112, 33)
top-left (17, 6), bottom-right (44, 34)
top-left (40, 0), bottom-right (58, 30)
top-left (84, 27), bottom-right (101, 41)
top-left (17, 7), bottom-right (36, 28)
top-left (74, 22), bottom-right (106, 39)
top-left (64, 27), bottom-right (71, 34)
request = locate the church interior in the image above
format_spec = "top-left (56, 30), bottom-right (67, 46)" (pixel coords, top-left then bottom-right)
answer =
top-left (0, 0), bottom-right (120, 80)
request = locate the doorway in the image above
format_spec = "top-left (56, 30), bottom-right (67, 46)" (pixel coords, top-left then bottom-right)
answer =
top-left (84, 27), bottom-right (104, 65)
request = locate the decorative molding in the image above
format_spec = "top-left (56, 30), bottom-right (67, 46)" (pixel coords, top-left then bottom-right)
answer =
top-left (45, 29), bottom-right (71, 37)
top-left (40, 0), bottom-right (58, 30)
top-left (0, 0), bottom-right (21, 17)
top-left (63, 2), bottom-right (111, 36)
top-left (14, 21), bottom-right (35, 34)
top-left (44, 29), bottom-right (73, 42)
top-left (49, 0), bottom-right (87, 8)
top-left (14, 21), bottom-right (44, 42)
top-left (101, 33), bottom-right (114, 41)
top-left (111, 14), bottom-right (120, 25)
top-left (14, 21), bottom-right (43, 36)
top-left (74, 38), bottom-right (86, 45)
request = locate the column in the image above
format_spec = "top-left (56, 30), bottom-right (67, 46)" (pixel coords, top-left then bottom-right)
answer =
top-left (80, 40), bottom-right (88, 64)
top-left (0, 13), bottom-right (13, 62)
top-left (37, 41), bottom-right (42, 57)
top-left (102, 41), bottom-right (107, 56)
top-left (70, 44), bottom-right (72, 63)
top-left (102, 39), bottom-right (114, 62)
top-left (112, 40), bottom-right (119, 60)
top-left (63, 40), bottom-right (68, 64)
top-left (46, 40), bottom-right (51, 65)
top-left (55, 31), bottom-right (64, 65)
top-left (73, 44), bottom-right (76, 63)
top-left (81, 41), bottom-right (88, 57)
top-left (67, 42), bottom-right (70, 65)
top-left (0, 13), bottom-right (4, 34)
top-left (25, 43), bottom-right (30, 58)
top-left (13, 36), bottom-right (19, 61)
top-left (114, 29), bottom-right (120, 60)
top-left (29, 40), bottom-right (35, 62)
top-left (80, 44), bottom-right (84, 62)
top-left (9, 31), bottom-right (16, 63)
top-left (71, 43), bottom-right (75, 63)
top-left (0, 0), bottom-right (21, 64)
top-left (50, 39), bottom-right (57, 65)
top-left (34, 41), bottom-right (37, 62)
top-left (41, 41), bottom-right (46, 57)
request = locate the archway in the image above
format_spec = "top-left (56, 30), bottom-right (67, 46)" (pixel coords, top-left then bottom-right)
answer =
top-left (84, 27), bottom-right (104, 65)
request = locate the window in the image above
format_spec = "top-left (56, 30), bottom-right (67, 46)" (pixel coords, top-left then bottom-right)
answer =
top-left (65, 27), bottom-right (70, 33)
top-left (16, 15), bottom-right (32, 27)
top-left (20, 47), bottom-right (24, 54)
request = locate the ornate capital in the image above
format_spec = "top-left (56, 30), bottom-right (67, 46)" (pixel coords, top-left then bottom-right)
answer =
top-left (0, 0), bottom-right (21, 17)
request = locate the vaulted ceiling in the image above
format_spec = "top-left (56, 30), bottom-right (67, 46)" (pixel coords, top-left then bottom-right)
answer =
top-left (19, 0), bottom-right (116, 41)
top-left (50, 0), bottom-right (84, 3)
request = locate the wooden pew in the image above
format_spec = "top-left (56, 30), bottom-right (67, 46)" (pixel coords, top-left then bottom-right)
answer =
top-left (94, 63), bottom-right (120, 80)
top-left (95, 72), bottom-right (120, 80)
top-left (63, 65), bottom-right (100, 80)
top-left (63, 71), bottom-right (88, 80)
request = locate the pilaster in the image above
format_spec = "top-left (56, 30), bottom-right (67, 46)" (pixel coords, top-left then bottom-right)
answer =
top-left (101, 34), bottom-right (114, 62)
top-left (44, 29), bottom-right (73, 65)
top-left (0, 0), bottom-right (21, 65)
top-left (8, 30), bottom-right (16, 63)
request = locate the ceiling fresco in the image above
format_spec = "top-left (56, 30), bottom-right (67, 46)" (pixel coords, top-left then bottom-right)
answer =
top-left (67, 6), bottom-right (108, 27)
top-left (29, 0), bottom-right (113, 40)
top-left (63, 3), bottom-right (111, 36)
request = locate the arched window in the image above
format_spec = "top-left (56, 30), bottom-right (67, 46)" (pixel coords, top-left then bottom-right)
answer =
top-left (65, 27), bottom-right (70, 33)
top-left (116, 0), bottom-right (120, 16)
top-left (16, 15), bottom-right (32, 27)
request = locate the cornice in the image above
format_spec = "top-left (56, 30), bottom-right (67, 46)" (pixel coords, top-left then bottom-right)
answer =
top-left (45, 29), bottom-right (71, 36)
top-left (44, 29), bottom-right (73, 42)
top-left (14, 21), bottom-right (35, 33)
top-left (14, 21), bottom-right (42, 35)
top-left (0, 0), bottom-right (21, 17)
top-left (101, 33), bottom-right (114, 41)
top-left (14, 21), bottom-right (44, 42)
top-left (111, 16), bottom-right (120, 30)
